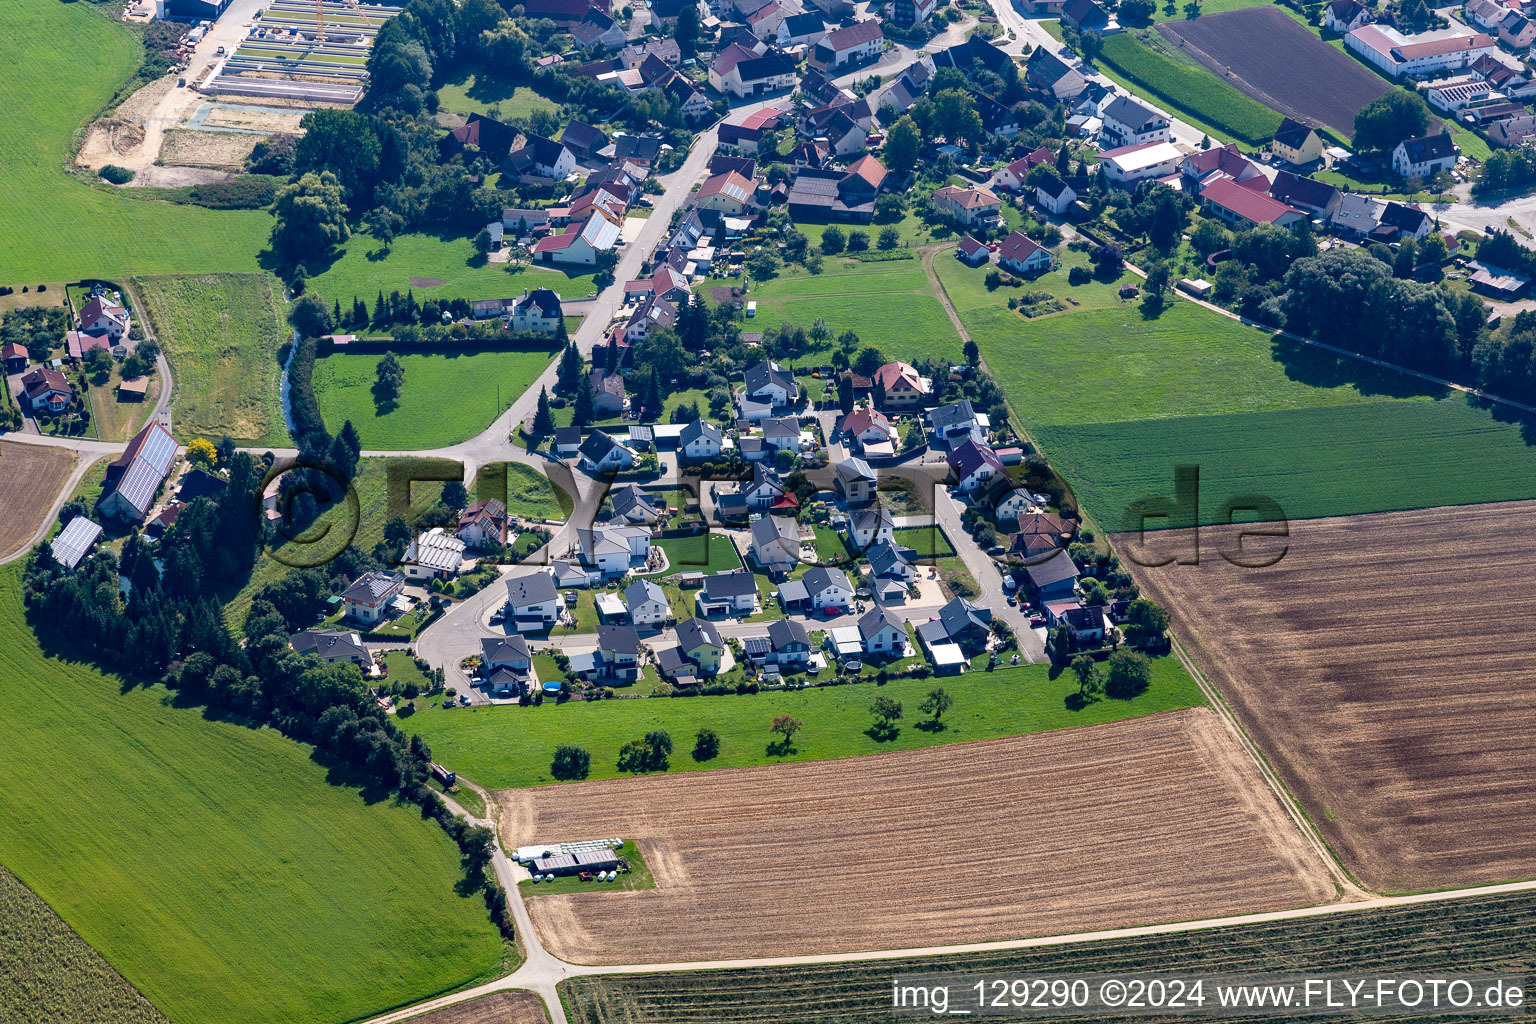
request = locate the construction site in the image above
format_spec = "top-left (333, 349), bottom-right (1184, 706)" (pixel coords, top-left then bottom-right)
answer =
top-left (209, 0), bottom-right (402, 105)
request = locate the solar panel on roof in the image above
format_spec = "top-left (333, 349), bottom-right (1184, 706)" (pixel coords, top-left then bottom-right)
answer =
top-left (114, 427), bottom-right (177, 516)
top-left (50, 516), bottom-right (102, 570)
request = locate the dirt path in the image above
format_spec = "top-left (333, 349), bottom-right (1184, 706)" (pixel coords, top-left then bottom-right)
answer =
top-left (920, 243), bottom-right (970, 345)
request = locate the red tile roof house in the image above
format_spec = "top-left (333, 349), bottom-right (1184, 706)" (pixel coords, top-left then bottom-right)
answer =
top-left (21, 366), bottom-right (73, 413)
top-left (997, 230), bottom-right (1055, 276)
top-left (0, 342), bottom-right (27, 374)
top-left (65, 330), bottom-right (112, 361)
top-left (872, 360), bottom-right (931, 410)
top-left (1179, 143), bottom-right (1267, 196)
top-left (1200, 178), bottom-right (1307, 230)
top-left (78, 295), bottom-right (129, 340)
top-left (457, 498), bottom-right (511, 547)
top-left (931, 184), bottom-right (1003, 228)
top-left (810, 18), bottom-right (884, 70)
top-left (957, 235), bottom-right (990, 266)
top-left (995, 147), bottom-right (1055, 190)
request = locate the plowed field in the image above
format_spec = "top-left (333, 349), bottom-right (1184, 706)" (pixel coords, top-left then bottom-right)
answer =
top-left (0, 442), bottom-right (74, 560)
top-left (502, 708), bottom-right (1333, 964)
top-left (1157, 7), bottom-right (1389, 133)
top-left (1127, 500), bottom-right (1536, 893)
top-left (403, 992), bottom-right (548, 1024)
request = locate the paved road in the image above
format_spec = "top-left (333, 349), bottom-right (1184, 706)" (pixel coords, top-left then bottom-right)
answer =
top-left (933, 483), bottom-right (1045, 660)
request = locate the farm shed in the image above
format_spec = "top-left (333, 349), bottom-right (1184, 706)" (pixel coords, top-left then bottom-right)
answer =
top-left (533, 849), bottom-right (620, 876)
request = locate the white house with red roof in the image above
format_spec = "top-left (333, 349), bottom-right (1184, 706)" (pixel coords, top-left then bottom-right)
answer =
top-left (810, 18), bottom-right (883, 69)
top-left (1179, 143), bottom-right (1266, 196)
top-left (931, 184), bottom-right (1003, 228)
top-left (696, 170), bottom-right (756, 215)
top-left (21, 367), bottom-right (73, 413)
top-left (997, 230), bottom-right (1055, 275)
top-left (841, 405), bottom-right (899, 448)
top-left (709, 43), bottom-right (797, 97)
top-left (1200, 178), bottom-right (1307, 230)
top-left (532, 212), bottom-right (621, 265)
top-left (956, 235), bottom-right (990, 266)
top-left (78, 295), bottom-right (129, 340)
top-left (872, 360), bottom-right (931, 410)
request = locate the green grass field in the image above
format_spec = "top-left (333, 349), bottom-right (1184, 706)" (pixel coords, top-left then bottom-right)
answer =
top-left (0, 866), bottom-right (168, 1024)
top-left (404, 656), bottom-right (1203, 788)
top-left (473, 461), bottom-right (573, 521)
top-left (655, 533), bottom-right (743, 576)
top-left (0, 0), bottom-right (269, 284)
top-left (1096, 32), bottom-right (1281, 146)
top-left (436, 75), bottom-right (562, 121)
top-left (0, 565), bottom-right (504, 1024)
top-left (308, 232), bottom-right (598, 310)
top-left (704, 257), bottom-right (965, 365)
top-left (311, 347), bottom-right (559, 449)
top-left (133, 273), bottom-right (289, 446)
top-left (561, 889), bottom-right (1536, 1024)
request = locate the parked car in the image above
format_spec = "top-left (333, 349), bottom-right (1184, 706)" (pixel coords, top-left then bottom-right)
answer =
top-left (1029, 615), bottom-right (1046, 628)
top-left (458, 693), bottom-right (471, 706)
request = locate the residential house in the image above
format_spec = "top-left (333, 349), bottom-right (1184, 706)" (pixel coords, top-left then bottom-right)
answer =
top-left (1024, 46), bottom-right (1086, 101)
top-left (572, 7), bottom-right (626, 47)
top-left (610, 483), bottom-right (661, 525)
top-left (508, 289), bottom-right (563, 334)
top-left (1487, 113), bottom-right (1536, 146)
top-left (996, 148), bottom-right (1053, 191)
top-left (803, 565), bottom-right (855, 613)
top-left (811, 19), bottom-right (883, 69)
top-left (1324, 0), bottom-right (1371, 31)
top-left (667, 74), bottom-right (712, 120)
top-left (1330, 193), bottom-right (1386, 239)
top-left (503, 207), bottom-right (552, 236)
top-left (846, 506), bottom-right (895, 551)
top-left (595, 624), bottom-right (642, 681)
top-left (620, 36), bottom-right (682, 68)
top-left (821, 109), bottom-right (868, 158)
top-left (1473, 53), bottom-right (1536, 97)
top-left (717, 122), bottom-right (764, 155)
top-left (458, 498), bottom-right (511, 547)
top-left (403, 528), bottom-right (468, 580)
top-left (1201, 178), bottom-right (1307, 229)
top-left (931, 185), bottom-right (1003, 229)
top-left (858, 605), bottom-right (907, 654)
top-left (21, 367), bottom-right (72, 413)
top-left (1267, 170), bottom-right (1342, 218)
top-left (892, 0), bottom-right (936, 23)
top-left (611, 132), bottom-right (666, 165)
top-left (1392, 133), bottom-right (1459, 178)
top-left (1378, 200), bottom-right (1433, 240)
top-left (1270, 117), bottom-right (1326, 166)
top-left (78, 295), bottom-right (129, 340)
top-left (1035, 171), bottom-right (1078, 216)
top-left (1424, 76), bottom-right (1497, 112)
top-left (1180, 143), bottom-right (1266, 194)
top-left (1098, 141), bottom-right (1183, 184)
top-left (340, 570), bottom-right (405, 625)
top-left (833, 456), bottom-right (877, 504)
top-left (696, 170), bottom-right (756, 215)
top-left (696, 571), bottom-right (760, 616)
top-left (947, 438), bottom-right (1005, 494)
top-left (841, 154), bottom-right (887, 203)
top-left (481, 634), bottom-right (533, 695)
top-left (1061, 0), bottom-right (1109, 30)
top-left (1021, 547), bottom-right (1079, 602)
top-left (0, 343), bottom-right (27, 373)
top-left (445, 113), bottom-right (518, 158)
top-left (749, 514), bottom-right (802, 575)
top-left (676, 617), bottom-right (726, 673)
top-left (1013, 509), bottom-right (1075, 553)
top-left (760, 416), bottom-right (802, 452)
top-left (623, 293), bottom-right (679, 344)
top-left (532, 213), bottom-right (621, 265)
top-left (873, 360), bottom-right (930, 410)
top-left (290, 629), bottom-right (371, 666)
top-left (578, 429), bottom-right (637, 472)
top-left (623, 578), bottom-right (670, 629)
top-left (589, 369), bottom-right (627, 415)
top-left (767, 618), bottom-right (812, 666)
top-left (975, 91), bottom-right (1020, 138)
top-left (746, 0), bottom-right (788, 38)
top-left (928, 398), bottom-right (985, 449)
top-left (709, 43), bottom-right (797, 97)
top-left (787, 166), bottom-right (867, 221)
top-left (98, 422), bottom-right (177, 522)
top-left (841, 405), bottom-right (899, 453)
top-left (1466, 0), bottom-right (1510, 29)
top-left (1345, 24), bottom-right (1495, 78)
top-left (778, 10), bottom-right (828, 45)
top-left (576, 525), bottom-right (651, 573)
top-left (737, 461), bottom-right (789, 510)
top-left (957, 235), bottom-right (991, 266)
top-left (997, 230), bottom-right (1055, 275)
top-left (866, 538), bottom-right (916, 593)
top-left (680, 418), bottom-right (724, 459)
top-left (1100, 96), bottom-right (1170, 148)
top-left (500, 571), bottom-right (562, 632)
top-left (1055, 603), bottom-right (1107, 643)
top-left (743, 359), bottom-right (800, 407)
top-left (1500, 11), bottom-right (1536, 48)
top-left (917, 596), bottom-right (991, 652)
top-left (507, 133), bottom-right (576, 181)
top-left (985, 476), bottom-right (1035, 521)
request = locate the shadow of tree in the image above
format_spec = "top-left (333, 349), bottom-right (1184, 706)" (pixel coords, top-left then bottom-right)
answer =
top-left (1269, 334), bottom-right (1451, 400)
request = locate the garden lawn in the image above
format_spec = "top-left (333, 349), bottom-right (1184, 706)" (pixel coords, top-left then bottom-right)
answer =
top-left (1096, 31), bottom-right (1281, 146)
top-left (1037, 395), bottom-right (1536, 531)
top-left (132, 273), bottom-right (288, 445)
top-left (84, 363), bottom-right (160, 442)
top-left (311, 347), bottom-right (559, 449)
top-left (656, 533), bottom-right (743, 576)
top-left (0, 565), bottom-right (504, 1024)
top-left (403, 655), bottom-right (1203, 788)
top-left (934, 244), bottom-right (1130, 318)
top-left (436, 75), bottom-right (561, 121)
top-left (705, 258), bottom-right (965, 365)
top-left (472, 462), bottom-right (573, 521)
top-left (0, 0), bottom-right (269, 284)
top-left (307, 232), bottom-right (597, 310)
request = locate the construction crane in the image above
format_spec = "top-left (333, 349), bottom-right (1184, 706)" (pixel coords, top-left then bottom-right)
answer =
top-left (314, 0), bottom-right (365, 44)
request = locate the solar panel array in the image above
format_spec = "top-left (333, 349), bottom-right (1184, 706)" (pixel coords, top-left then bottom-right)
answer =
top-left (115, 426), bottom-right (178, 517)
top-left (50, 516), bottom-right (103, 570)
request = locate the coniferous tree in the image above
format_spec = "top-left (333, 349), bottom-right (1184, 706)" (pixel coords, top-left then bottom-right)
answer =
top-left (532, 386), bottom-right (555, 435)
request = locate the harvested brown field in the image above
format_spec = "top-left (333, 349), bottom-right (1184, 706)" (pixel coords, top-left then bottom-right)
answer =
top-left (157, 129), bottom-right (260, 170)
top-left (1157, 8), bottom-right (1388, 134)
top-left (1126, 500), bottom-right (1536, 894)
top-left (0, 442), bottom-right (75, 560)
top-left (501, 708), bottom-right (1334, 964)
top-left (403, 992), bottom-right (548, 1024)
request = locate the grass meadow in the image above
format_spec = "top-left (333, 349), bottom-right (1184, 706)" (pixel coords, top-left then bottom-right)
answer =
top-left (472, 462), bottom-right (574, 521)
top-left (1096, 31), bottom-right (1282, 146)
top-left (403, 656), bottom-right (1203, 789)
top-left (436, 75), bottom-right (562, 121)
top-left (0, 565), bottom-right (505, 1024)
top-left (132, 273), bottom-right (289, 446)
top-left (0, 0), bottom-right (269, 285)
top-left (307, 232), bottom-right (598, 311)
top-left (311, 347), bottom-right (559, 450)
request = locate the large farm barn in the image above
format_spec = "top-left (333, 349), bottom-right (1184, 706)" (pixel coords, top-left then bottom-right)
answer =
top-left (1157, 7), bottom-right (1389, 134)
top-left (1131, 501), bottom-right (1536, 894)
top-left (503, 709), bottom-right (1334, 964)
